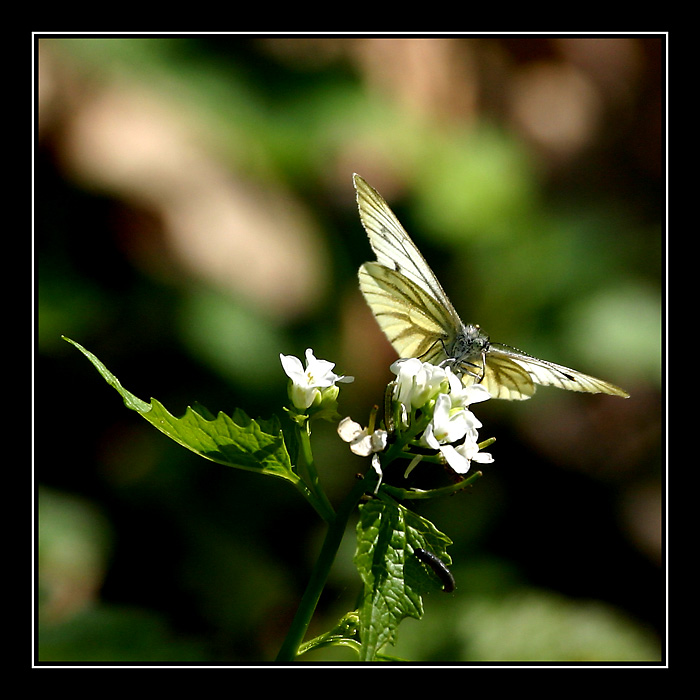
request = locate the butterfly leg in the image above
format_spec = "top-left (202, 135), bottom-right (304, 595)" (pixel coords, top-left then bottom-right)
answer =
top-left (477, 350), bottom-right (487, 383)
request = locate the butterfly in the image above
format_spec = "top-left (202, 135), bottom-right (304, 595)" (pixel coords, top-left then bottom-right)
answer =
top-left (354, 174), bottom-right (629, 401)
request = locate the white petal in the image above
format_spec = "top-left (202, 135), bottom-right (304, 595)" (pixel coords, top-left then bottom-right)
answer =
top-left (337, 416), bottom-right (363, 442)
top-left (440, 444), bottom-right (471, 474)
top-left (370, 429), bottom-right (388, 452)
top-left (464, 384), bottom-right (491, 404)
top-left (371, 454), bottom-right (383, 492)
top-left (280, 353), bottom-right (304, 380)
top-left (292, 384), bottom-right (319, 410)
top-left (420, 423), bottom-right (441, 450)
top-left (350, 433), bottom-right (374, 456)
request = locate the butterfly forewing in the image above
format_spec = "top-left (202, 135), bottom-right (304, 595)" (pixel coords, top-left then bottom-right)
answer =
top-left (359, 263), bottom-right (453, 363)
top-left (354, 173), bottom-right (629, 401)
top-left (354, 174), bottom-right (459, 316)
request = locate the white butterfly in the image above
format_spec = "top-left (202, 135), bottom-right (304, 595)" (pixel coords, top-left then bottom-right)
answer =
top-left (354, 174), bottom-right (629, 401)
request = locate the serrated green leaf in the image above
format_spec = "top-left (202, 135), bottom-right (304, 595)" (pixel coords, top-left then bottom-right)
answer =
top-left (63, 337), bottom-right (298, 484)
top-left (354, 497), bottom-right (453, 661)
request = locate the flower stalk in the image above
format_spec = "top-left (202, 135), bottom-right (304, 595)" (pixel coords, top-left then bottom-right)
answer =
top-left (276, 468), bottom-right (379, 662)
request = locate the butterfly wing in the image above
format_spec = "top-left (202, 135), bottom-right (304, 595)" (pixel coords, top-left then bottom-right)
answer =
top-left (484, 343), bottom-right (630, 399)
top-left (355, 173), bottom-right (464, 363)
top-left (354, 174), bottom-right (460, 317)
top-left (359, 262), bottom-right (453, 364)
top-left (459, 352), bottom-right (538, 401)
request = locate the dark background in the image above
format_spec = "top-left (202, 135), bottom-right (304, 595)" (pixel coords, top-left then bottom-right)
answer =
top-left (36, 35), bottom-right (664, 663)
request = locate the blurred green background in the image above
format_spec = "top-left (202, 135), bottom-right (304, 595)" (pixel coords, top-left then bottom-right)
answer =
top-left (36, 36), bottom-right (664, 664)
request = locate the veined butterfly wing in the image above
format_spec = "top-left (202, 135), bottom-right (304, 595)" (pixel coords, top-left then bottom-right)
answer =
top-left (354, 174), bottom-right (629, 401)
top-left (354, 173), bottom-right (460, 320)
top-left (485, 343), bottom-right (630, 398)
top-left (358, 262), bottom-right (454, 365)
top-left (474, 352), bottom-right (538, 400)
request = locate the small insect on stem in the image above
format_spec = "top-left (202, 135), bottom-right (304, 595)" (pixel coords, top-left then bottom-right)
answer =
top-left (414, 548), bottom-right (456, 593)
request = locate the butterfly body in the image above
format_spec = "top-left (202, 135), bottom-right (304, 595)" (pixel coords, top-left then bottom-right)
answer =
top-left (445, 322), bottom-right (490, 377)
top-left (354, 174), bottom-right (629, 401)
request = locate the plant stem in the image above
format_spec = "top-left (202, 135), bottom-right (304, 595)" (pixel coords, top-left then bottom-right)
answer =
top-left (275, 470), bottom-right (377, 662)
top-left (296, 421), bottom-right (335, 523)
top-left (382, 470), bottom-right (483, 500)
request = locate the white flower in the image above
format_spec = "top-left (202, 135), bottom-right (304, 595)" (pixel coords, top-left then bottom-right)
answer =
top-left (445, 370), bottom-right (492, 408)
top-left (280, 348), bottom-right (353, 410)
top-left (337, 417), bottom-right (387, 457)
top-left (391, 358), bottom-right (449, 409)
top-left (338, 417), bottom-right (387, 493)
top-left (420, 389), bottom-right (493, 475)
top-left (421, 394), bottom-right (471, 449)
top-left (455, 435), bottom-right (494, 468)
top-left (436, 430), bottom-right (494, 475)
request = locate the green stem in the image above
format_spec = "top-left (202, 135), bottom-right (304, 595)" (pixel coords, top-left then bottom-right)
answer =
top-left (292, 480), bottom-right (332, 522)
top-left (381, 469), bottom-right (483, 500)
top-left (382, 412), bottom-right (431, 464)
top-left (275, 470), bottom-right (377, 662)
top-left (296, 421), bottom-right (335, 523)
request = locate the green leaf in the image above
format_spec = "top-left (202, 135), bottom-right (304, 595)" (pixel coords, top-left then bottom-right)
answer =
top-left (63, 337), bottom-right (299, 484)
top-left (354, 497), bottom-right (453, 661)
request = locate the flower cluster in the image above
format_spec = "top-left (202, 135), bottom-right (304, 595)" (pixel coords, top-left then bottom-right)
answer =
top-left (281, 348), bottom-right (493, 482)
top-left (336, 354), bottom-right (494, 485)
top-left (391, 358), bottom-right (493, 476)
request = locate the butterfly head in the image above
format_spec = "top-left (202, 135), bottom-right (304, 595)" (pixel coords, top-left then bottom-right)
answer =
top-left (441, 324), bottom-right (490, 383)
top-left (448, 324), bottom-right (490, 362)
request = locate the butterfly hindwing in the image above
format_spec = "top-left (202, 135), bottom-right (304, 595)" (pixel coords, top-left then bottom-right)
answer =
top-left (487, 343), bottom-right (630, 397)
top-left (476, 354), bottom-right (537, 401)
